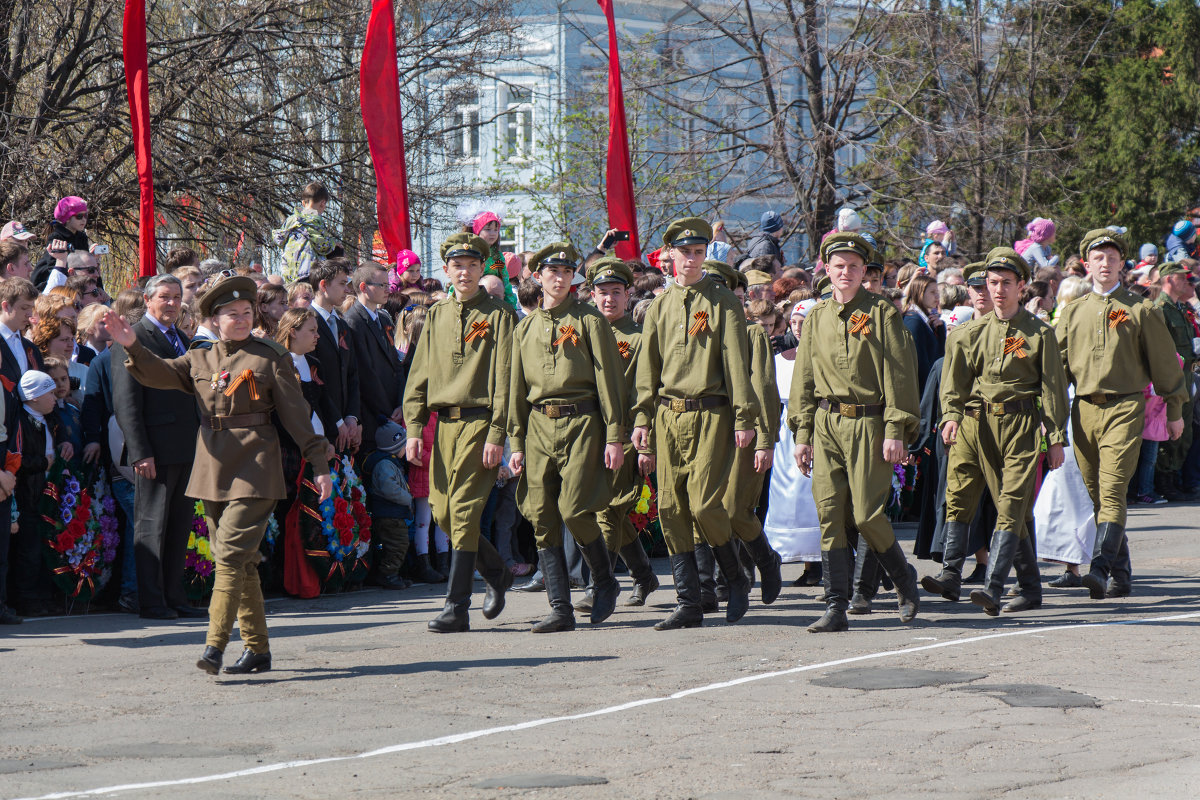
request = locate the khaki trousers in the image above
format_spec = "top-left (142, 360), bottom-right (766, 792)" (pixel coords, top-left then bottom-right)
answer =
top-left (204, 498), bottom-right (275, 654)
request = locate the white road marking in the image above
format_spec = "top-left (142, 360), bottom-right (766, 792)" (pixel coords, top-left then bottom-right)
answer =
top-left (10, 610), bottom-right (1200, 800)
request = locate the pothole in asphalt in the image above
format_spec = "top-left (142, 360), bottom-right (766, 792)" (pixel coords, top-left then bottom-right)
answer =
top-left (810, 667), bottom-right (987, 690)
top-left (956, 684), bottom-right (1099, 708)
top-left (474, 774), bottom-right (608, 789)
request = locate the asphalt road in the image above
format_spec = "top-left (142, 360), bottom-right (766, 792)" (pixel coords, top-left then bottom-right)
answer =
top-left (3, 502), bottom-right (1199, 800)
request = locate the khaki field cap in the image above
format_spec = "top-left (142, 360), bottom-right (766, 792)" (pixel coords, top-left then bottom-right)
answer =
top-left (702, 259), bottom-right (744, 291)
top-left (199, 275), bottom-right (258, 318)
top-left (663, 217), bottom-right (713, 247)
top-left (588, 256), bottom-right (634, 286)
top-left (1079, 228), bottom-right (1126, 260)
top-left (441, 232), bottom-right (490, 263)
top-left (984, 247), bottom-right (1030, 283)
top-left (820, 232), bottom-right (871, 264)
top-left (529, 242), bottom-right (581, 273)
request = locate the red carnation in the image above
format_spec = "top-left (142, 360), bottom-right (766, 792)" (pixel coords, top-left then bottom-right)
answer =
top-left (358, 519), bottom-right (372, 543)
top-left (334, 497), bottom-right (348, 514)
top-left (339, 528), bottom-right (354, 546)
top-left (351, 487), bottom-right (362, 502)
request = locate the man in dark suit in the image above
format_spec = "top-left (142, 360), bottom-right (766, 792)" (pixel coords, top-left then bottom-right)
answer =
top-left (344, 263), bottom-right (403, 454)
top-left (0, 277), bottom-right (37, 621)
top-left (307, 259), bottom-right (361, 453)
top-left (110, 275), bottom-right (202, 621)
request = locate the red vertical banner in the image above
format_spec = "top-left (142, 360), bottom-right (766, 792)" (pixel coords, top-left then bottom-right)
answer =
top-left (360, 0), bottom-right (412, 261)
top-left (597, 0), bottom-right (641, 261)
top-left (123, 0), bottom-right (157, 277)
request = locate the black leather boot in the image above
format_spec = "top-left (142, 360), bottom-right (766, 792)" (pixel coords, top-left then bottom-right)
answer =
top-left (579, 537), bottom-right (620, 623)
top-left (876, 541), bottom-right (920, 623)
top-left (808, 549), bottom-right (850, 632)
top-left (695, 543), bottom-right (719, 612)
top-left (921, 520), bottom-right (969, 601)
top-left (848, 546), bottom-right (879, 615)
top-left (414, 553), bottom-right (444, 584)
top-left (742, 534), bottom-right (782, 605)
top-left (474, 538), bottom-right (513, 621)
top-left (196, 646), bottom-right (223, 675)
top-left (712, 541), bottom-right (751, 622)
top-left (532, 547), bottom-right (575, 633)
top-left (654, 551), bottom-right (704, 630)
top-left (1082, 522), bottom-right (1125, 600)
top-left (433, 550), bottom-right (451, 583)
top-left (1002, 533), bottom-right (1042, 613)
top-left (223, 649), bottom-right (272, 674)
top-left (970, 529), bottom-right (1018, 616)
top-left (427, 549), bottom-right (473, 633)
top-left (1105, 536), bottom-right (1132, 597)
top-left (620, 540), bottom-right (659, 606)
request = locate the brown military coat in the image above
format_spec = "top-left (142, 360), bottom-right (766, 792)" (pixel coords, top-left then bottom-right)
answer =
top-left (121, 335), bottom-right (330, 501)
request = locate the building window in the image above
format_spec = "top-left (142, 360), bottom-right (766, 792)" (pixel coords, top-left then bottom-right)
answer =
top-left (500, 218), bottom-right (524, 252)
top-left (505, 86), bottom-right (534, 160)
top-left (446, 88), bottom-right (480, 161)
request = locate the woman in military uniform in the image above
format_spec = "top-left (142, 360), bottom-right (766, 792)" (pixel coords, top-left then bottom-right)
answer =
top-left (102, 276), bottom-right (333, 676)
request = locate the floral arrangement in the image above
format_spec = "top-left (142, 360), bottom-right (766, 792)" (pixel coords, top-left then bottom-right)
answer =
top-left (628, 477), bottom-right (664, 556)
top-left (184, 501), bottom-right (216, 601)
top-left (39, 461), bottom-right (120, 605)
top-left (297, 455), bottom-right (372, 592)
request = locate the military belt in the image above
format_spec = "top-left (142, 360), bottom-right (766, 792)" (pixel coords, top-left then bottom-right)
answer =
top-left (437, 406), bottom-right (489, 420)
top-left (1080, 391), bottom-right (1141, 406)
top-left (658, 396), bottom-right (728, 413)
top-left (534, 398), bottom-right (598, 418)
top-left (818, 399), bottom-right (884, 419)
top-left (965, 398), bottom-right (1036, 418)
top-left (201, 412), bottom-right (271, 431)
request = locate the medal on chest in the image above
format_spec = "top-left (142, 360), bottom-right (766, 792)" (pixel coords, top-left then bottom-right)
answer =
top-left (211, 369), bottom-right (230, 392)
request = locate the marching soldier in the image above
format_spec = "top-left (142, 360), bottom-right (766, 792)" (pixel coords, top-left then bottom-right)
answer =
top-left (703, 259), bottom-right (784, 605)
top-left (926, 248), bottom-right (1069, 615)
top-left (1058, 229), bottom-right (1186, 599)
top-left (790, 232), bottom-right (922, 632)
top-left (1152, 261), bottom-right (1198, 501)
top-left (632, 218), bottom-right (760, 630)
top-left (404, 233), bottom-right (517, 633)
top-left (508, 243), bottom-right (627, 632)
top-left (101, 276), bottom-right (334, 675)
top-left (580, 256), bottom-right (659, 608)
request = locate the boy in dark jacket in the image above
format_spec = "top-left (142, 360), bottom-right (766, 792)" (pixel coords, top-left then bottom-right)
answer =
top-left (364, 420), bottom-right (414, 590)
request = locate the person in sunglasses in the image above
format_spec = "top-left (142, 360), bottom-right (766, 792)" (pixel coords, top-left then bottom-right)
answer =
top-left (33, 196), bottom-right (92, 291)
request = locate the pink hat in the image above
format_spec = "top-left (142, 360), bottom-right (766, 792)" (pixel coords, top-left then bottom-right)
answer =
top-left (1025, 217), bottom-right (1056, 243)
top-left (503, 252), bottom-right (523, 280)
top-left (54, 196), bottom-right (88, 224)
top-left (395, 249), bottom-right (421, 270)
top-left (1, 221), bottom-right (34, 241)
top-left (471, 211), bottom-right (501, 236)
top-left (925, 219), bottom-right (951, 238)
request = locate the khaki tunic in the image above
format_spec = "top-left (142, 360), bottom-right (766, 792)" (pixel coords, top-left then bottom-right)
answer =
top-left (789, 289), bottom-right (919, 552)
top-left (601, 314), bottom-right (644, 550)
top-left (940, 308), bottom-right (1069, 536)
top-left (122, 336), bottom-right (330, 501)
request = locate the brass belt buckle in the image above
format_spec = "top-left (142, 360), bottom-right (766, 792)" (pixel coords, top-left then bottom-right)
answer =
top-left (544, 405), bottom-right (562, 419)
top-left (839, 403), bottom-right (857, 419)
top-left (991, 402), bottom-right (1006, 417)
top-left (670, 398), bottom-right (687, 413)
top-left (1093, 393), bottom-right (1108, 405)
top-left (448, 407), bottom-right (462, 420)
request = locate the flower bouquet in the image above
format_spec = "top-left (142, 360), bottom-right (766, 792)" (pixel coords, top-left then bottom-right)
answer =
top-left (39, 460), bottom-right (120, 605)
top-left (184, 501), bottom-right (216, 602)
top-left (294, 455), bottom-right (372, 593)
top-left (627, 476), bottom-right (664, 558)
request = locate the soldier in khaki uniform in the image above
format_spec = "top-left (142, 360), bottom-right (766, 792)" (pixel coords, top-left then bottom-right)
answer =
top-left (1058, 229), bottom-right (1186, 599)
top-left (927, 248), bottom-right (1069, 615)
top-left (789, 232), bottom-right (922, 633)
top-left (508, 243), bottom-right (627, 632)
top-left (102, 276), bottom-right (334, 675)
top-left (404, 233), bottom-right (517, 632)
top-left (1152, 261), bottom-right (1198, 501)
top-left (632, 218), bottom-right (760, 630)
top-left (581, 256), bottom-right (659, 608)
top-left (702, 259), bottom-right (784, 605)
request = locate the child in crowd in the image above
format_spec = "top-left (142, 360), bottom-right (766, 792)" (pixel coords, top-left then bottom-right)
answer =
top-left (272, 182), bottom-right (338, 282)
top-left (42, 358), bottom-right (82, 470)
top-left (363, 421), bottom-right (414, 590)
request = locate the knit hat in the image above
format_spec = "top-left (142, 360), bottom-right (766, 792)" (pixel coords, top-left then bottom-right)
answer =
top-left (374, 419), bottom-right (407, 454)
top-left (1140, 243), bottom-right (1159, 261)
top-left (760, 211), bottom-right (783, 233)
top-left (19, 370), bottom-right (56, 402)
top-left (1172, 220), bottom-right (1195, 241)
top-left (471, 211), bottom-right (501, 236)
top-left (388, 249), bottom-right (421, 292)
top-left (1025, 217), bottom-right (1056, 243)
top-left (791, 299), bottom-right (817, 318)
top-left (836, 208), bottom-right (862, 232)
top-left (925, 220), bottom-right (951, 238)
top-left (53, 196), bottom-right (87, 224)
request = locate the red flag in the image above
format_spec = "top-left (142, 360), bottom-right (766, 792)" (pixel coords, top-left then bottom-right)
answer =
top-left (123, 0), bottom-right (156, 277)
top-left (360, 0), bottom-right (412, 261)
top-left (598, 0), bottom-right (641, 261)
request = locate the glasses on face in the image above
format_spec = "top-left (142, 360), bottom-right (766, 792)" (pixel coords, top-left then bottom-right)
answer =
top-left (219, 268), bottom-right (237, 278)
top-left (73, 213), bottom-right (87, 220)
top-left (83, 288), bottom-right (99, 297)
top-left (77, 267), bottom-right (98, 275)
top-left (365, 281), bottom-right (387, 288)
top-left (73, 302), bottom-right (82, 311)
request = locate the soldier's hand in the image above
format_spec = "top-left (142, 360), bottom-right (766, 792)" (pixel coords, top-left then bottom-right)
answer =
top-left (941, 420), bottom-right (959, 447)
top-left (482, 443), bottom-right (503, 469)
top-left (133, 457), bottom-right (157, 480)
top-left (882, 439), bottom-right (906, 465)
top-left (82, 443), bottom-right (101, 464)
top-left (1046, 443), bottom-right (1065, 471)
top-left (405, 437), bottom-right (424, 466)
top-left (603, 443), bottom-right (624, 471)
top-left (315, 473), bottom-right (334, 502)
top-left (1168, 417), bottom-right (1185, 441)
top-left (508, 451), bottom-right (525, 475)
top-left (637, 453), bottom-right (656, 476)
top-left (794, 443), bottom-right (813, 477)
top-left (734, 429), bottom-right (754, 449)
top-left (100, 310), bottom-right (137, 348)
top-left (632, 426), bottom-right (649, 451)
top-left (754, 448), bottom-right (774, 473)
